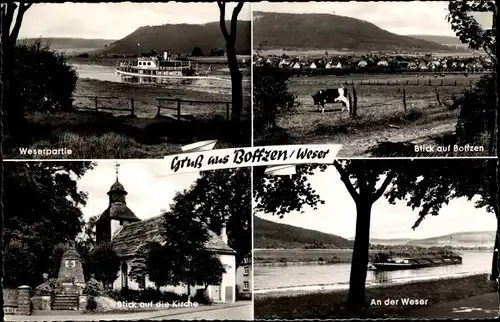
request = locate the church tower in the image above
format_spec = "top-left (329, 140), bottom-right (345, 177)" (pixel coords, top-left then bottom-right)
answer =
top-left (95, 162), bottom-right (141, 244)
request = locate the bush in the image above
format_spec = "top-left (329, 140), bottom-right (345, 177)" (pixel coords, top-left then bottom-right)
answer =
top-left (106, 287), bottom-right (184, 303)
top-left (193, 289), bottom-right (213, 305)
top-left (83, 278), bottom-right (104, 297)
top-left (86, 296), bottom-right (98, 311)
top-left (253, 65), bottom-right (297, 134)
top-left (14, 39), bottom-right (78, 112)
top-left (34, 281), bottom-right (54, 296)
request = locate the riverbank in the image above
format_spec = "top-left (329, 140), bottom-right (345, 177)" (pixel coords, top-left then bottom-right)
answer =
top-left (254, 247), bottom-right (480, 265)
top-left (3, 78), bottom-right (251, 159)
top-left (254, 273), bottom-right (496, 319)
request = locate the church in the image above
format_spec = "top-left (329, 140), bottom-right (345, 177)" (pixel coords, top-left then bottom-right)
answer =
top-left (94, 164), bottom-right (237, 303)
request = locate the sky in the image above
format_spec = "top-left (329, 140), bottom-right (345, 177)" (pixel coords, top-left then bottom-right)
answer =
top-left (254, 1), bottom-right (457, 37)
top-left (19, 2), bottom-right (252, 40)
top-left (255, 165), bottom-right (496, 240)
top-left (77, 160), bottom-right (200, 222)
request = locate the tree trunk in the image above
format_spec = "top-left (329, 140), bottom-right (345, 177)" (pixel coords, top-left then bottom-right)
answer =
top-left (226, 43), bottom-right (243, 125)
top-left (491, 213), bottom-right (500, 280)
top-left (346, 200), bottom-right (373, 312)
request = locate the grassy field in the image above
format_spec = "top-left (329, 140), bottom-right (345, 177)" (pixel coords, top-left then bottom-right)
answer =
top-left (256, 73), bottom-right (491, 157)
top-left (254, 273), bottom-right (497, 319)
top-left (4, 78), bottom-right (251, 159)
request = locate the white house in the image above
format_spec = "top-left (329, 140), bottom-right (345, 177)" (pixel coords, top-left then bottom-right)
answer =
top-left (291, 62), bottom-right (301, 69)
top-left (358, 60), bottom-right (368, 68)
top-left (310, 62), bottom-right (317, 69)
top-left (95, 176), bottom-right (237, 303)
top-left (325, 62), bottom-right (333, 69)
top-left (377, 60), bottom-right (389, 67)
top-left (333, 62), bottom-right (342, 69)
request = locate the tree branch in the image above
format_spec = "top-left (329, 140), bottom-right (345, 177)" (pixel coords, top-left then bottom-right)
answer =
top-left (9, 3), bottom-right (32, 44)
top-left (229, 1), bottom-right (244, 43)
top-left (333, 160), bottom-right (359, 202)
top-left (2, 3), bottom-right (17, 45)
top-left (217, 1), bottom-right (230, 42)
top-left (372, 171), bottom-right (395, 202)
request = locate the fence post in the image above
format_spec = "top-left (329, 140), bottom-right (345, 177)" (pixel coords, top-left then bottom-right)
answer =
top-left (226, 102), bottom-right (230, 121)
top-left (177, 99), bottom-right (181, 121)
top-left (403, 86), bottom-right (407, 113)
top-left (94, 97), bottom-right (98, 111)
top-left (417, 79), bottom-right (420, 85)
top-left (351, 86), bottom-right (358, 117)
top-left (156, 99), bottom-right (161, 117)
top-left (440, 79), bottom-right (443, 86)
top-left (428, 78), bottom-right (431, 86)
top-left (130, 98), bottom-right (135, 116)
top-left (435, 86), bottom-right (442, 106)
top-left (454, 79), bottom-right (457, 86)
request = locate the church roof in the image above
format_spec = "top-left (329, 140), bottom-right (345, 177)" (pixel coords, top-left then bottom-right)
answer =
top-left (110, 215), bottom-right (236, 258)
top-left (107, 180), bottom-right (127, 195)
top-left (100, 203), bottom-right (141, 222)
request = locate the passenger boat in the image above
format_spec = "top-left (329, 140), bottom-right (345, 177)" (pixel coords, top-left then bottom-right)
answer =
top-left (370, 254), bottom-right (462, 271)
top-left (116, 50), bottom-right (225, 84)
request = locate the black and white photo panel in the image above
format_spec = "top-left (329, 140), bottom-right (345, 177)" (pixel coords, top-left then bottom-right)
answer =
top-left (2, 2), bottom-right (251, 159)
top-left (252, 1), bottom-right (496, 157)
top-left (3, 160), bottom-right (252, 320)
top-left (253, 159), bottom-right (498, 319)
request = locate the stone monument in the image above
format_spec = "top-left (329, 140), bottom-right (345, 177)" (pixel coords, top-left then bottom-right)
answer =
top-left (52, 242), bottom-right (86, 310)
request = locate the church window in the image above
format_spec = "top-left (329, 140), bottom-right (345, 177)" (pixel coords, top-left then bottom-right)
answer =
top-left (244, 266), bottom-right (249, 276)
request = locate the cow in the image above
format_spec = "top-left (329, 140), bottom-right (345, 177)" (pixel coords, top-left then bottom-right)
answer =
top-left (311, 87), bottom-right (350, 113)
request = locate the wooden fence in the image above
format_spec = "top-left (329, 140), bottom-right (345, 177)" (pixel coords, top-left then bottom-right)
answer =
top-left (73, 95), bottom-right (135, 116)
top-left (156, 97), bottom-right (232, 121)
top-left (300, 78), bottom-right (478, 87)
top-left (340, 83), bottom-right (457, 118)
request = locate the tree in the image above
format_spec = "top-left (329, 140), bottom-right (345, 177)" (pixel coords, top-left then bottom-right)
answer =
top-left (129, 243), bottom-right (151, 289)
top-left (3, 161), bottom-right (95, 288)
top-left (1, 3), bottom-right (33, 138)
top-left (216, 1), bottom-right (244, 125)
top-left (146, 242), bottom-right (179, 291)
top-left (253, 65), bottom-right (297, 140)
top-left (191, 46), bottom-right (203, 57)
top-left (447, 1), bottom-right (496, 64)
top-left (3, 240), bottom-right (38, 288)
top-left (180, 168), bottom-right (251, 267)
top-left (446, 0), bottom-right (498, 280)
top-left (192, 251), bottom-right (227, 293)
top-left (90, 242), bottom-right (120, 288)
top-left (160, 192), bottom-right (212, 300)
top-left (254, 159), bottom-right (493, 312)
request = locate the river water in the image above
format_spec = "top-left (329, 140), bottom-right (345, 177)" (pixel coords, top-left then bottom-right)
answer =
top-left (254, 251), bottom-right (491, 294)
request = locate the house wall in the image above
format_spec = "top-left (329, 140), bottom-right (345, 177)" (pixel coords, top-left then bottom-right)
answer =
top-left (236, 263), bottom-right (252, 296)
top-left (113, 253), bottom-right (236, 303)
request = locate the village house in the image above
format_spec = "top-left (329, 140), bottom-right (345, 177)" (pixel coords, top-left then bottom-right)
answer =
top-left (95, 171), bottom-right (237, 303)
top-left (235, 255), bottom-right (252, 299)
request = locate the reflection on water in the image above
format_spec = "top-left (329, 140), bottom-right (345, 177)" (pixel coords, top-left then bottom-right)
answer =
top-left (254, 251), bottom-right (491, 291)
top-left (70, 63), bottom-right (249, 94)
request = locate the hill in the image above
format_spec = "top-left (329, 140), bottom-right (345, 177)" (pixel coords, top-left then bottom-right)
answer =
top-left (253, 11), bottom-right (454, 52)
top-left (408, 35), bottom-right (464, 46)
top-left (406, 231), bottom-right (495, 247)
top-left (19, 37), bottom-right (115, 50)
top-left (99, 21), bottom-right (250, 56)
top-left (254, 215), bottom-right (353, 249)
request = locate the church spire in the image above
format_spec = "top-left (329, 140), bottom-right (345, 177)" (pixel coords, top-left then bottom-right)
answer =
top-left (115, 162), bottom-right (120, 182)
